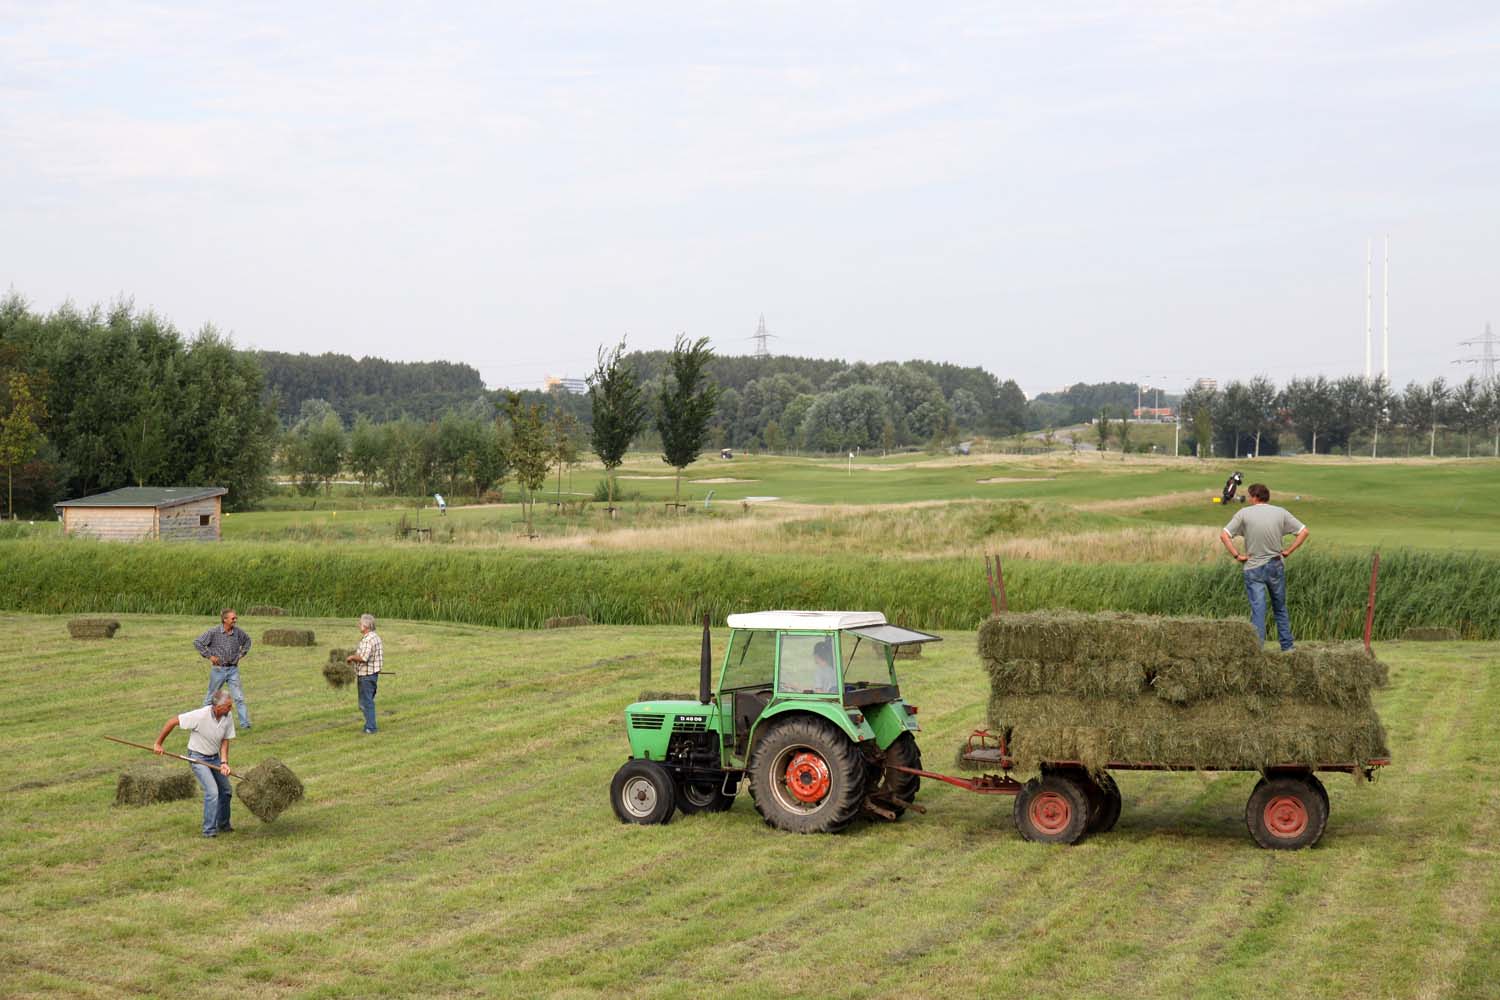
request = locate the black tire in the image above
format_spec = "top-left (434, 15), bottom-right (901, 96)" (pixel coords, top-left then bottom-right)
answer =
top-left (1245, 774), bottom-right (1328, 850)
top-left (610, 759), bottom-right (676, 825)
top-left (748, 716), bottom-right (867, 834)
top-left (676, 774), bottom-right (735, 815)
top-left (1086, 771), bottom-right (1122, 834)
top-left (865, 732), bottom-right (922, 818)
top-left (1013, 773), bottom-right (1091, 845)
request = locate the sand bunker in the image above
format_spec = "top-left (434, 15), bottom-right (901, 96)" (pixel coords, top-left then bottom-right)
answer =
top-left (692, 478), bottom-right (757, 484)
top-left (976, 477), bottom-right (1056, 485)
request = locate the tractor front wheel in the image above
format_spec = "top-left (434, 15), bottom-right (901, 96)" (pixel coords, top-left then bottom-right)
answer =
top-left (610, 759), bottom-right (677, 825)
top-left (1014, 773), bottom-right (1090, 845)
top-left (677, 774), bottom-right (736, 815)
top-left (748, 716), bottom-right (866, 834)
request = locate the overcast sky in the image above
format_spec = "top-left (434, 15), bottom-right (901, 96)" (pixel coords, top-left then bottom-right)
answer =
top-left (3, 2), bottom-right (1496, 395)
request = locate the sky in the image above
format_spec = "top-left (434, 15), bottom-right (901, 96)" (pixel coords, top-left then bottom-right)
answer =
top-left (2, 1), bottom-right (1497, 396)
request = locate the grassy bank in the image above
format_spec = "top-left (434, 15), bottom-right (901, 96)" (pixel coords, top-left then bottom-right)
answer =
top-left (2, 540), bottom-right (1494, 638)
top-left (1, 613), bottom-right (1496, 998)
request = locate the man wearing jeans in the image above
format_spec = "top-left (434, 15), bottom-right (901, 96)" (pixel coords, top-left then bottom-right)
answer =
top-left (195, 608), bottom-right (253, 729)
top-left (1220, 483), bottom-right (1310, 650)
top-left (346, 613), bottom-right (383, 733)
top-left (153, 688), bottom-right (237, 837)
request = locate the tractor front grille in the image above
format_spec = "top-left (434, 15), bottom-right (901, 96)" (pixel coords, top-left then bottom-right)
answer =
top-left (629, 713), bottom-right (666, 730)
top-left (672, 717), bottom-right (708, 734)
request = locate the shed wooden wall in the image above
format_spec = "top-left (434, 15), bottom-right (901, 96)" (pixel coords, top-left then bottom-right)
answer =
top-left (158, 497), bottom-right (221, 541)
top-left (62, 506), bottom-right (156, 541)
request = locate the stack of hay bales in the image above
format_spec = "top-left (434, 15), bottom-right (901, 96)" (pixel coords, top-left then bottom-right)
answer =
top-left (263, 628), bottom-right (315, 647)
top-left (974, 611), bottom-right (1389, 774)
top-left (68, 618), bottom-right (120, 639)
top-left (323, 648), bottom-right (356, 688)
top-left (115, 761), bottom-right (195, 806)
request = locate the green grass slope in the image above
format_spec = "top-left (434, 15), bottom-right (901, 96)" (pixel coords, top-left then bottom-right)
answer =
top-left (1, 614), bottom-right (1496, 999)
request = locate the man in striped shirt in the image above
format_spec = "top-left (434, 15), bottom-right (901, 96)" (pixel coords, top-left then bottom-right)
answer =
top-left (194, 609), bottom-right (253, 729)
top-left (345, 613), bottom-right (383, 734)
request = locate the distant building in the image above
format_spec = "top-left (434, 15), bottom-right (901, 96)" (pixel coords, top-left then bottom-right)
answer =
top-left (1194, 377), bottom-right (1218, 391)
top-left (1132, 407), bottom-right (1175, 420)
top-left (544, 376), bottom-right (589, 395)
top-left (55, 487), bottom-right (226, 542)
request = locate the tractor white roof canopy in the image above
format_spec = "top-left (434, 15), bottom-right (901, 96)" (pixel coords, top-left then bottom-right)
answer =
top-left (725, 610), bottom-right (887, 632)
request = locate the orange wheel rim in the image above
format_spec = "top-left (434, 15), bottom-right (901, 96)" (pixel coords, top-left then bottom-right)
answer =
top-left (1030, 791), bottom-right (1072, 834)
top-left (1264, 795), bottom-right (1308, 838)
top-left (784, 751), bottom-right (831, 804)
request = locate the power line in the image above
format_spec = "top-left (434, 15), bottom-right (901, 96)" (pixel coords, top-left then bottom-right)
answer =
top-left (1454, 321), bottom-right (1498, 382)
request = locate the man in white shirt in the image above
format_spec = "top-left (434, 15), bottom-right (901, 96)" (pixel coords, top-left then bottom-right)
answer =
top-left (346, 613), bottom-right (384, 734)
top-left (154, 688), bottom-right (237, 837)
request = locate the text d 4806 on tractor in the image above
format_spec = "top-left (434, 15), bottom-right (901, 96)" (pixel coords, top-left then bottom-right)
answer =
top-left (610, 611), bottom-right (941, 833)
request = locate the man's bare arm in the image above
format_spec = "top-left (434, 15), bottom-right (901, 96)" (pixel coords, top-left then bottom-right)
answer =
top-left (153, 716), bottom-right (179, 753)
top-left (1219, 530), bottom-right (1248, 562)
top-left (1281, 526), bottom-right (1310, 558)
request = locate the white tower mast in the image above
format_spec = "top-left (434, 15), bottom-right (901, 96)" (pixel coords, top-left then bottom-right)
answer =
top-left (1364, 239), bottom-right (1372, 378)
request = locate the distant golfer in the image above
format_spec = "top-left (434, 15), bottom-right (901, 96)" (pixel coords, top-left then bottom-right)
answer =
top-left (1219, 483), bottom-right (1310, 651)
top-left (194, 609), bottom-right (252, 729)
top-left (345, 613), bottom-right (383, 734)
top-left (153, 688), bottom-right (236, 838)
top-left (434, 493), bottom-right (446, 515)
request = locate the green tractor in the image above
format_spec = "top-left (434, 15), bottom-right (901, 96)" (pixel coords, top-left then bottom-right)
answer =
top-left (609, 611), bottom-right (941, 833)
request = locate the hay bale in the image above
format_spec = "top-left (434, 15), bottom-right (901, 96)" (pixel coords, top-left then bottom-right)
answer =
top-left (636, 690), bottom-right (696, 702)
top-left (115, 761), bottom-right (196, 806)
top-left (323, 657), bottom-right (356, 688)
top-left (893, 644), bottom-right (923, 659)
top-left (245, 606), bottom-right (286, 616)
top-left (545, 615), bottom-right (593, 629)
top-left (1401, 626), bottom-right (1459, 641)
top-left (68, 618), bottom-right (120, 639)
top-left (236, 758), bottom-right (304, 822)
top-left (262, 629), bottom-right (315, 647)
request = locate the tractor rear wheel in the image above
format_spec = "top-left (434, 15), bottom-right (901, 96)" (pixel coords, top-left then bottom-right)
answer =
top-left (1013, 773), bottom-right (1090, 845)
top-left (748, 716), bottom-right (866, 834)
top-left (610, 759), bottom-right (677, 825)
top-left (1245, 774), bottom-right (1328, 850)
top-left (676, 774), bottom-right (735, 815)
top-left (865, 732), bottom-right (922, 818)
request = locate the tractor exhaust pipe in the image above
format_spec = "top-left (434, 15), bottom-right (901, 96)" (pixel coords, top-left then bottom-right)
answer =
top-left (699, 613), bottom-right (713, 704)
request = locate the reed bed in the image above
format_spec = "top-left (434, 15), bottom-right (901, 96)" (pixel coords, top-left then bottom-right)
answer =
top-left (2, 541), bottom-right (1496, 638)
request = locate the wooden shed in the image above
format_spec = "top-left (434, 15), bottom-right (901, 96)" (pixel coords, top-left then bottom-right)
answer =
top-left (55, 487), bottom-right (227, 542)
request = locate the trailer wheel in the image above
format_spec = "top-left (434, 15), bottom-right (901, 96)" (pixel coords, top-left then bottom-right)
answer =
top-left (1245, 774), bottom-right (1328, 850)
top-left (1014, 773), bottom-right (1090, 845)
top-left (610, 759), bottom-right (677, 825)
top-left (677, 774), bottom-right (735, 815)
top-left (1086, 771), bottom-right (1123, 835)
top-left (865, 732), bottom-right (922, 818)
top-left (748, 716), bottom-right (866, 834)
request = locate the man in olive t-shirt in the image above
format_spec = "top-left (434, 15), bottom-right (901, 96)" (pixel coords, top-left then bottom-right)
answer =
top-left (1219, 483), bottom-right (1309, 650)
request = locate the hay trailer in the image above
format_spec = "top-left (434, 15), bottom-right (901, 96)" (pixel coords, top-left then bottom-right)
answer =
top-left (895, 732), bottom-right (1390, 850)
top-left (610, 611), bottom-right (941, 833)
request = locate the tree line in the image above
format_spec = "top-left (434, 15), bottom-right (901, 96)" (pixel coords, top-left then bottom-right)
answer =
top-left (256, 351), bottom-right (488, 424)
top-left (1173, 374), bottom-right (1500, 458)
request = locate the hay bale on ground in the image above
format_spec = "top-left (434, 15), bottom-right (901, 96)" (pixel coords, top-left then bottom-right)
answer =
top-left (68, 618), bottom-right (120, 639)
top-left (1402, 626), bottom-right (1459, 641)
top-left (236, 758), bottom-right (304, 822)
top-left (894, 644), bottom-right (923, 659)
top-left (115, 762), bottom-right (196, 806)
top-left (636, 690), bottom-right (696, 702)
top-left (545, 615), bottom-right (592, 629)
top-left (263, 629), bottom-right (315, 646)
top-left (245, 606), bottom-right (285, 616)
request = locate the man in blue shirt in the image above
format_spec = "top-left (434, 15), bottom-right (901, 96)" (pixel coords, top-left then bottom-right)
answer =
top-left (194, 609), bottom-right (253, 729)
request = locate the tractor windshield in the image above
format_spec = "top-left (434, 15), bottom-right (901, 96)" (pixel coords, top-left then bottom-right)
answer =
top-left (841, 634), bottom-right (894, 688)
top-left (721, 630), bottom-right (775, 690)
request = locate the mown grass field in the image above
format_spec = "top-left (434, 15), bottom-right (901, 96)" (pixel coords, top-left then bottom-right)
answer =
top-left (2, 613), bottom-right (1496, 999)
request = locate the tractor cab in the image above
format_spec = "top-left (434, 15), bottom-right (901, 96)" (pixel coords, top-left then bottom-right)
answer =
top-left (612, 611), bottom-right (941, 831)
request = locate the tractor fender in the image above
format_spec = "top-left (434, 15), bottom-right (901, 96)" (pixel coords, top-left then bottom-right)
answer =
top-left (864, 701), bottom-right (920, 750)
top-left (747, 703), bottom-right (873, 759)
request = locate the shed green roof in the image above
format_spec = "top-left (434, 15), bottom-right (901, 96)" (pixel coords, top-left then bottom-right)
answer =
top-left (55, 487), bottom-right (227, 509)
